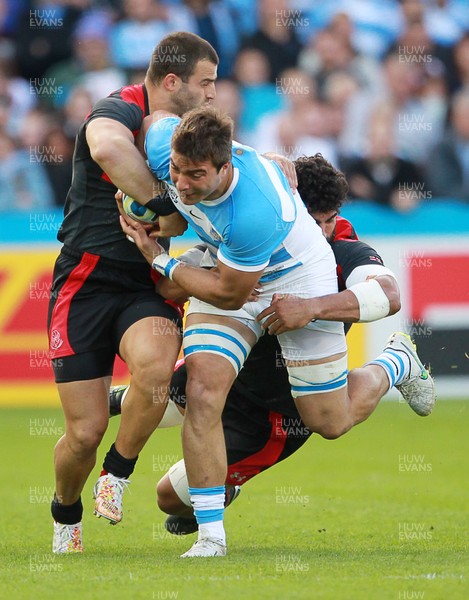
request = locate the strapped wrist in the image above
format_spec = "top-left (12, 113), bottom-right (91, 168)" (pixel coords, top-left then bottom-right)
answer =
top-left (145, 190), bottom-right (177, 216)
top-left (151, 253), bottom-right (180, 280)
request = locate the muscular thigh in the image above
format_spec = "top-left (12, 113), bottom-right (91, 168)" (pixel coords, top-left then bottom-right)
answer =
top-left (117, 294), bottom-right (182, 373)
top-left (57, 376), bottom-right (111, 433)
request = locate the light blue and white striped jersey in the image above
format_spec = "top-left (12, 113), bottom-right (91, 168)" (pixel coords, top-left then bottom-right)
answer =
top-left (145, 117), bottom-right (329, 283)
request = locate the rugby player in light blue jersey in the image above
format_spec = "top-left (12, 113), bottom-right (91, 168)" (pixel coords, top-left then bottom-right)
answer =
top-left (121, 107), bottom-right (435, 558)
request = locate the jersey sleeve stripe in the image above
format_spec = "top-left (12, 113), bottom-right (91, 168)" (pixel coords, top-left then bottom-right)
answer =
top-left (217, 248), bottom-right (269, 272)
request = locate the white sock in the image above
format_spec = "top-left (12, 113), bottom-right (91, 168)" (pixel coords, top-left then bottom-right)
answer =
top-left (368, 349), bottom-right (411, 389)
top-left (189, 486), bottom-right (226, 544)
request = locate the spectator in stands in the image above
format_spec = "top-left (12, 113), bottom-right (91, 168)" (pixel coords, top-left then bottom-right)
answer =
top-left (17, 106), bottom-right (54, 149)
top-left (233, 47), bottom-right (284, 142)
top-left (110, 0), bottom-right (187, 75)
top-left (299, 19), bottom-right (385, 100)
top-left (40, 125), bottom-right (73, 206)
top-left (387, 17), bottom-right (456, 95)
top-left (0, 63), bottom-right (36, 137)
top-left (340, 52), bottom-right (447, 165)
top-left (211, 79), bottom-right (242, 138)
top-left (329, 0), bottom-right (401, 59)
top-left (253, 67), bottom-right (338, 164)
top-left (340, 106), bottom-right (427, 212)
top-left (14, 0), bottom-right (86, 79)
top-left (453, 33), bottom-right (469, 92)
top-left (0, 128), bottom-right (54, 211)
top-left (43, 10), bottom-right (126, 108)
top-left (425, 89), bottom-right (469, 201)
top-left (423, 0), bottom-right (467, 47)
top-left (241, 0), bottom-right (303, 83)
top-left (62, 86), bottom-right (92, 139)
top-left (0, 0), bottom-right (24, 37)
top-left (175, 0), bottom-right (240, 78)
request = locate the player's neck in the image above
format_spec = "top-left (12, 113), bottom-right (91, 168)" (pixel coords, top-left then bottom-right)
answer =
top-left (206, 164), bottom-right (234, 201)
top-left (146, 81), bottom-right (180, 116)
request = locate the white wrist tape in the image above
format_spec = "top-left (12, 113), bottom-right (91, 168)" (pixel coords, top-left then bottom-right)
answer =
top-left (348, 278), bottom-right (390, 322)
top-left (152, 253), bottom-right (180, 280)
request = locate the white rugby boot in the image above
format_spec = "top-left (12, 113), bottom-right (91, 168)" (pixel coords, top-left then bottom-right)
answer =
top-left (384, 332), bottom-right (436, 416)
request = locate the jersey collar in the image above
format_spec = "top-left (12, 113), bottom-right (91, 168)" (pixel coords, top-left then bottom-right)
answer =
top-left (200, 168), bottom-right (239, 206)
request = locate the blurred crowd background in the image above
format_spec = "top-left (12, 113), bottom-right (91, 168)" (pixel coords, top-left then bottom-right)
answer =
top-left (1, 0), bottom-right (469, 213)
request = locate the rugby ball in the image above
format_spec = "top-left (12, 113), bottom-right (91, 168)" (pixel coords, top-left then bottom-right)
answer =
top-left (122, 194), bottom-right (159, 224)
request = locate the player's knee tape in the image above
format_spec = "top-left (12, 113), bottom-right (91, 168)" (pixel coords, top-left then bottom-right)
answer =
top-left (288, 355), bottom-right (348, 397)
top-left (167, 459), bottom-right (191, 507)
top-left (183, 323), bottom-right (251, 375)
top-left (158, 399), bottom-right (184, 428)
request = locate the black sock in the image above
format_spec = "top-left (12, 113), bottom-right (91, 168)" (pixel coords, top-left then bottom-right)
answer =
top-left (102, 443), bottom-right (138, 479)
top-left (51, 494), bottom-right (83, 524)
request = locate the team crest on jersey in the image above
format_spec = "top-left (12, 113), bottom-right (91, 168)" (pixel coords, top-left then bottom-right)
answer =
top-left (229, 471), bottom-right (247, 483)
top-left (209, 225), bottom-right (222, 242)
top-left (50, 329), bottom-right (64, 351)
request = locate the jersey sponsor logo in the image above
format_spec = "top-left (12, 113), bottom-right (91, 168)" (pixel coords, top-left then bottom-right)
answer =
top-left (189, 209), bottom-right (202, 220)
top-left (165, 183), bottom-right (180, 204)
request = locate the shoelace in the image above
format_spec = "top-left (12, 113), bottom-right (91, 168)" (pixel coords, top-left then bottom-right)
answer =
top-left (99, 476), bottom-right (131, 503)
top-left (57, 524), bottom-right (82, 549)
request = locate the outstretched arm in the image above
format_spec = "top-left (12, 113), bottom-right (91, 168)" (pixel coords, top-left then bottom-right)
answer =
top-left (257, 273), bottom-right (400, 335)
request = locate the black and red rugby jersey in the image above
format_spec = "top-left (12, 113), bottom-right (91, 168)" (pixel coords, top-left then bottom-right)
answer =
top-left (57, 84), bottom-right (168, 265)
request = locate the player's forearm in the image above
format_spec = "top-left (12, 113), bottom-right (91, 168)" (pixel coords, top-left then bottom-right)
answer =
top-left (312, 276), bottom-right (400, 322)
top-left (156, 277), bottom-right (189, 305)
top-left (170, 264), bottom-right (247, 310)
top-left (306, 291), bottom-right (361, 323)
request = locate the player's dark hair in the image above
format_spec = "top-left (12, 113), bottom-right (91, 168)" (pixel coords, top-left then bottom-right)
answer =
top-left (147, 32), bottom-right (219, 84)
top-left (172, 106), bottom-right (233, 171)
top-left (294, 154), bottom-right (348, 213)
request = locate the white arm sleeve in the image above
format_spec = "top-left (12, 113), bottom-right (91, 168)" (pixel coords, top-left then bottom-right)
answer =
top-left (346, 265), bottom-right (397, 323)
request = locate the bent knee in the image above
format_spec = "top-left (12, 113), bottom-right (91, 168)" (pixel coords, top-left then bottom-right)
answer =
top-left (156, 475), bottom-right (188, 515)
top-left (130, 360), bottom-right (173, 388)
top-left (301, 415), bottom-right (351, 440)
top-left (316, 423), bottom-right (350, 440)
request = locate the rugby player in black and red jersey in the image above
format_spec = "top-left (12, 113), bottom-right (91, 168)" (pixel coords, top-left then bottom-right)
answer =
top-left (47, 32), bottom-right (219, 553)
top-left (109, 154), bottom-right (434, 536)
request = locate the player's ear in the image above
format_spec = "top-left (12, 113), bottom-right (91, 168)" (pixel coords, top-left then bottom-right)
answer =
top-left (162, 73), bottom-right (181, 92)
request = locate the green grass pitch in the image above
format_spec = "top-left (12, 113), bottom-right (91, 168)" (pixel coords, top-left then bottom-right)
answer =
top-left (1, 400), bottom-right (468, 600)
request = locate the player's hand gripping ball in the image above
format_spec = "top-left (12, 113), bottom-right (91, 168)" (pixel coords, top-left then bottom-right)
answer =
top-left (122, 194), bottom-right (159, 224)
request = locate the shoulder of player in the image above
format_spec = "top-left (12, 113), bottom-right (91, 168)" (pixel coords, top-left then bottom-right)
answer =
top-left (331, 239), bottom-right (383, 266)
top-left (334, 216), bottom-right (358, 241)
top-left (108, 84), bottom-right (148, 113)
top-left (231, 148), bottom-right (293, 208)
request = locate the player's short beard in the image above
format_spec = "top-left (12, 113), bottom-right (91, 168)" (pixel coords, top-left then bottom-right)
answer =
top-left (171, 86), bottom-right (205, 117)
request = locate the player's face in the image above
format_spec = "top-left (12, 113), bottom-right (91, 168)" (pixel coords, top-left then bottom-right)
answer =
top-left (172, 60), bottom-right (217, 114)
top-left (170, 151), bottom-right (230, 204)
top-left (309, 210), bottom-right (337, 241)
